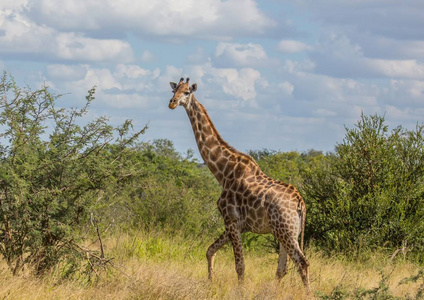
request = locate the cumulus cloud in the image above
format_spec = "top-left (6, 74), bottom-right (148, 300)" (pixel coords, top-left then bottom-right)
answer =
top-left (385, 105), bottom-right (424, 122)
top-left (278, 81), bottom-right (294, 96)
top-left (294, 73), bottom-right (379, 106)
top-left (114, 64), bottom-right (152, 79)
top-left (309, 33), bottom-right (424, 80)
top-left (45, 65), bottom-right (120, 97)
top-left (389, 79), bottom-right (424, 105)
top-left (113, 64), bottom-right (161, 93)
top-left (187, 63), bottom-right (263, 101)
top-left (26, 0), bottom-right (277, 40)
top-left (45, 64), bottom-right (160, 110)
top-left (272, 61), bottom-right (382, 124)
top-left (74, 67), bottom-right (122, 92)
top-left (0, 0), bottom-right (27, 10)
top-left (282, 59), bottom-right (316, 74)
top-left (296, 0), bottom-right (424, 40)
top-left (277, 40), bottom-right (312, 53)
top-left (348, 32), bottom-right (424, 60)
top-left (55, 33), bottom-right (134, 62)
top-left (366, 59), bottom-right (424, 79)
top-left (0, 5), bottom-right (134, 62)
top-left (213, 42), bottom-right (273, 68)
top-left (218, 68), bottom-right (262, 101)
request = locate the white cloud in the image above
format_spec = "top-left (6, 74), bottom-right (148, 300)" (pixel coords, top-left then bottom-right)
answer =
top-left (80, 68), bottom-right (121, 91)
top-left (389, 79), bottom-right (424, 104)
top-left (274, 65), bottom-right (382, 121)
top-left (55, 33), bottom-right (134, 62)
top-left (183, 65), bottom-right (262, 102)
top-left (349, 32), bottom-right (424, 60)
top-left (0, 0), bottom-right (27, 10)
top-left (114, 64), bottom-right (152, 79)
top-left (282, 59), bottom-right (316, 74)
top-left (218, 68), bottom-right (261, 101)
top-left (385, 105), bottom-right (424, 122)
top-left (113, 64), bottom-right (161, 93)
top-left (52, 66), bottom-right (121, 97)
top-left (278, 81), bottom-right (294, 96)
top-left (158, 65), bottom-right (183, 89)
top-left (45, 64), bottom-right (158, 110)
top-left (296, 0), bottom-right (424, 40)
top-left (277, 40), bottom-right (312, 53)
top-left (214, 42), bottom-right (270, 67)
top-left (366, 59), bottom-right (424, 79)
top-left (310, 33), bottom-right (424, 80)
top-left (26, 0), bottom-right (277, 40)
top-left (0, 7), bottom-right (134, 62)
top-left (193, 63), bottom-right (263, 101)
top-left (294, 1), bottom-right (424, 80)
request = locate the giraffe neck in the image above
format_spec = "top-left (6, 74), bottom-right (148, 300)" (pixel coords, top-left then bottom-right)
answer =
top-left (185, 96), bottom-right (252, 185)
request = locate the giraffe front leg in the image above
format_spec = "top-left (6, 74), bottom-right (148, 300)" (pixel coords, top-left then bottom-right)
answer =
top-left (227, 223), bottom-right (244, 283)
top-left (206, 231), bottom-right (229, 280)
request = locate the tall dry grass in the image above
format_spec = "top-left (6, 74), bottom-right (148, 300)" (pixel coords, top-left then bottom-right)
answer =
top-left (1, 232), bottom-right (422, 299)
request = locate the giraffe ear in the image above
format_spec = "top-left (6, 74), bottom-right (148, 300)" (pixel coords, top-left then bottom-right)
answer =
top-left (170, 82), bottom-right (177, 91)
top-left (190, 83), bottom-right (197, 93)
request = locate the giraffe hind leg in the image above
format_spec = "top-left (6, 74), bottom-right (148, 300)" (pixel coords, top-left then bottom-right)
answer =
top-left (206, 231), bottom-right (229, 280)
top-left (286, 240), bottom-right (311, 293)
top-left (272, 224), bottom-right (311, 292)
top-left (276, 242), bottom-right (289, 280)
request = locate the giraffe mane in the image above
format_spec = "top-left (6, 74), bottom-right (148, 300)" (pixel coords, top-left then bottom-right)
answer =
top-left (195, 99), bottom-right (259, 166)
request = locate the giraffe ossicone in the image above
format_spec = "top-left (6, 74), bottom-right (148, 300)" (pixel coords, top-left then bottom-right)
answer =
top-left (169, 78), bottom-right (311, 293)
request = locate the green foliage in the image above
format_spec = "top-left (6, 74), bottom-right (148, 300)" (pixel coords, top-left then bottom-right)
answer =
top-left (303, 113), bottom-right (424, 258)
top-left (249, 149), bottom-right (324, 189)
top-left (0, 72), bottom-right (146, 275)
top-left (113, 139), bottom-right (222, 236)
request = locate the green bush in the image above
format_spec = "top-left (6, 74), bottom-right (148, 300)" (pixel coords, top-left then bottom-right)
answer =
top-left (117, 139), bottom-right (222, 236)
top-left (303, 113), bottom-right (424, 258)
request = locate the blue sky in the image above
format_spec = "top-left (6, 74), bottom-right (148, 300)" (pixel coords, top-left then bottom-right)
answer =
top-left (1, 0), bottom-right (424, 157)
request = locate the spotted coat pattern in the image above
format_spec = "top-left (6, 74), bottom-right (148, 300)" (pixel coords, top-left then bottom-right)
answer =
top-left (169, 78), bottom-right (310, 292)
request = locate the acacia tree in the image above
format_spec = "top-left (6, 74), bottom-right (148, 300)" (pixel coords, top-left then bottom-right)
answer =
top-left (0, 73), bottom-right (146, 275)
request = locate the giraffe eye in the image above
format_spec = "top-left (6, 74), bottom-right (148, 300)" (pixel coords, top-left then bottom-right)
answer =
top-left (184, 91), bottom-right (190, 95)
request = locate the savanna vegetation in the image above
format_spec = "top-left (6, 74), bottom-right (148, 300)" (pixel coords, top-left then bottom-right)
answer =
top-left (1, 72), bottom-right (424, 299)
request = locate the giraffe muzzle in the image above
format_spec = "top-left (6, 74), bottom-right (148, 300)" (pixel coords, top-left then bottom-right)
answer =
top-left (169, 99), bottom-right (178, 109)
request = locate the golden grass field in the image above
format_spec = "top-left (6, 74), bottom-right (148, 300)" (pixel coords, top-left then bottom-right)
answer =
top-left (1, 232), bottom-right (423, 299)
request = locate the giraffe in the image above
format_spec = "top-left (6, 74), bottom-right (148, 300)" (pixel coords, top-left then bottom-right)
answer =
top-left (169, 78), bottom-right (310, 292)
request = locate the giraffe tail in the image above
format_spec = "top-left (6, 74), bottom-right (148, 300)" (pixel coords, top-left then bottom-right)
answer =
top-left (300, 203), bottom-right (306, 252)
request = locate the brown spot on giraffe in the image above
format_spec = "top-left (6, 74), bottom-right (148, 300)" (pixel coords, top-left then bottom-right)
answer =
top-left (168, 78), bottom-right (311, 293)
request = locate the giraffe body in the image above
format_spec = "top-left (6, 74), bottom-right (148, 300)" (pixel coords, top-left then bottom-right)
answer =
top-left (169, 78), bottom-right (310, 292)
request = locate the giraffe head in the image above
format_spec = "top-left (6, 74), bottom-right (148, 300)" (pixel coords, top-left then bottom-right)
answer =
top-left (169, 77), bottom-right (197, 109)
